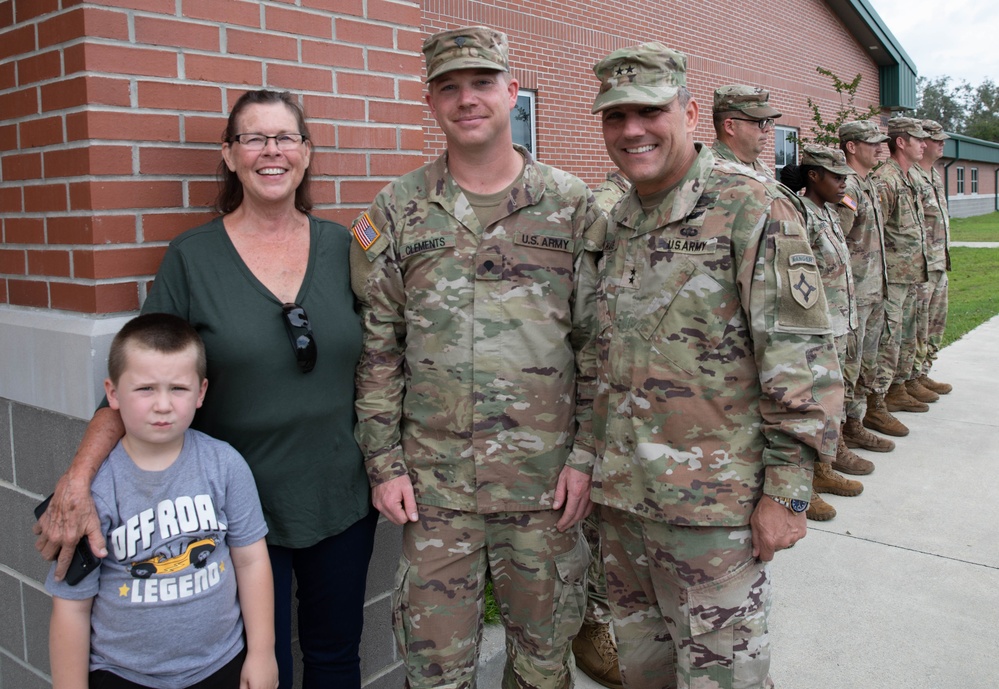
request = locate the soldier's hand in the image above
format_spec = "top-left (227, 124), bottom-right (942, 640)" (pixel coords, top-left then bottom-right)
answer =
top-left (372, 475), bottom-right (419, 525)
top-left (554, 466), bottom-right (593, 532)
top-left (750, 496), bottom-right (807, 562)
top-left (34, 470), bottom-right (107, 581)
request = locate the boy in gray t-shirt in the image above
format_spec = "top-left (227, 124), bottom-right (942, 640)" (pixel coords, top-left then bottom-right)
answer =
top-left (47, 314), bottom-right (275, 689)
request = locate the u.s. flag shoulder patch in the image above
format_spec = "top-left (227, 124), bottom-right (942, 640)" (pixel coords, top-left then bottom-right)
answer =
top-left (840, 193), bottom-right (858, 212)
top-left (351, 212), bottom-right (381, 250)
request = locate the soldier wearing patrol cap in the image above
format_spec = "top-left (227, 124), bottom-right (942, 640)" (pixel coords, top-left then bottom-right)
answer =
top-left (586, 42), bottom-right (842, 688)
top-left (835, 121), bottom-right (909, 444)
top-left (872, 116), bottom-right (932, 417)
top-left (711, 84), bottom-right (783, 180)
top-left (351, 25), bottom-right (605, 689)
top-left (909, 119), bottom-right (954, 397)
top-left (781, 145), bottom-right (871, 522)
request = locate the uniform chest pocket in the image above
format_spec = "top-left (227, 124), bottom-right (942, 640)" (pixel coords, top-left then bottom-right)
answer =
top-left (636, 258), bottom-right (740, 377)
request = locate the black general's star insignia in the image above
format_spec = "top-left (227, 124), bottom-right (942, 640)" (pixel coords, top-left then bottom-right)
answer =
top-left (628, 267), bottom-right (637, 285)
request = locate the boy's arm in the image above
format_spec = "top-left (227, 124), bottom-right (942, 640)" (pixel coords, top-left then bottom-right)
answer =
top-left (34, 407), bottom-right (121, 579)
top-left (50, 596), bottom-right (93, 689)
top-left (230, 539), bottom-right (278, 689)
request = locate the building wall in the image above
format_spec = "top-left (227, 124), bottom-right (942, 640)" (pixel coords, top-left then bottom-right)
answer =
top-left (937, 160), bottom-right (998, 218)
top-left (1, 1), bottom-right (889, 687)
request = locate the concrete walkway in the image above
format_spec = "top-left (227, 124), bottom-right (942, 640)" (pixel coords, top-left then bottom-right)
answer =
top-left (482, 314), bottom-right (999, 688)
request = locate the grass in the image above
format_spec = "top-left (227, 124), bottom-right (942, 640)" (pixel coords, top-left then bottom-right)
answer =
top-left (949, 211), bottom-right (999, 242)
top-left (484, 580), bottom-right (501, 625)
top-left (942, 245), bottom-right (999, 348)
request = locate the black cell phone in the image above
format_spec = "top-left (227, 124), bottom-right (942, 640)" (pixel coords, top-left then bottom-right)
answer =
top-left (34, 494), bottom-right (101, 586)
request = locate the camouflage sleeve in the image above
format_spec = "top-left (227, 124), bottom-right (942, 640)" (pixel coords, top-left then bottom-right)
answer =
top-left (738, 194), bottom-right (843, 500)
top-left (876, 176), bottom-right (897, 219)
top-left (836, 199), bottom-right (857, 236)
top-left (351, 200), bottom-right (409, 487)
top-left (565, 198), bottom-right (606, 474)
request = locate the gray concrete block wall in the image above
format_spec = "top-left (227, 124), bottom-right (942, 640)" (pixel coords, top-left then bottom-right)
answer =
top-left (948, 195), bottom-right (997, 218)
top-left (0, 396), bottom-right (403, 688)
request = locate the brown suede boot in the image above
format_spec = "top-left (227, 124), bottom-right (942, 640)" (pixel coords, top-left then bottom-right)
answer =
top-left (573, 621), bottom-right (624, 689)
top-left (812, 460), bottom-right (863, 496)
top-left (832, 437), bottom-right (875, 475)
top-left (885, 382), bottom-right (929, 413)
top-left (806, 492), bottom-right (836, 521)
top-left (919, 374), bottom-right (952, 395)
top-left (905, 378), bottom-right (939, 403)
top-left (863, 393), bottom-right (909, 436)
top-left (843, 416), bottom-right (895, 452)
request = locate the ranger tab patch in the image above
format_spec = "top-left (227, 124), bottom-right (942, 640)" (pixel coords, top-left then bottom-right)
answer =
top-left (840, 193), bottom-right (858, 212)
top-left (788, 253), bottom-right (816, 267)
top-left (351, 212), bottom-right (380, 250)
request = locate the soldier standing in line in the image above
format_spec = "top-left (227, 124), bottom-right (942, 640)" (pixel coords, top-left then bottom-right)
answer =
top-left (908, 119), bottom-right (954, 397)
top-left (574, 167), bottom-right (631, 689)
top-left (586, 42), bottom-right (842, 688)
top-left (711, 84), bottom-right (782, 180)
top-left (350, 26), bottom-right (604, 689)
top-left (873, 117), bottom-right (932, 417)
top-left (780, 144), bottom-right (871, 523)
top-left (837, 120), bottom-right (909, 441)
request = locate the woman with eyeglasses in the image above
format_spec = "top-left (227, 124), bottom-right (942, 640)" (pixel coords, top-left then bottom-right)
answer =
top-left (35, 90), bottom-right (377, 689)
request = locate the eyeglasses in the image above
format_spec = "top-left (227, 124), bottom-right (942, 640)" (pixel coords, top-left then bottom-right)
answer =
top-left (231, 133), bottom-right (306, 150)
top-left (730, 117), bottom-right (775, 131)
top-left (282, 303), bottom-right (317, 373)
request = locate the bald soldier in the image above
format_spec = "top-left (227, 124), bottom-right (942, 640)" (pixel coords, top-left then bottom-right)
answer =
top-left (908, 119), bottom-right (953, 397)
top-left (872, 117), bottom-right (931, 417)
top-left (351, 26), bottom-right (604, 689)
top-left (586, 42), bottom-right (842, 688)
top-left (711, 84), bottom-right (782, 180)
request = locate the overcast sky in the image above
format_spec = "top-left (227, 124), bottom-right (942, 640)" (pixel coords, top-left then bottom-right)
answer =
top-left (867, 0), bottom-right (999, 86)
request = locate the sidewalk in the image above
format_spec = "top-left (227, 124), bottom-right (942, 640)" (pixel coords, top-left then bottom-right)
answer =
top-left (480, 315), bottom-right (999, 688)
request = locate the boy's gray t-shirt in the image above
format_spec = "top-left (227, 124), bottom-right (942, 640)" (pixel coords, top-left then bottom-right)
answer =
top-left (46, 429), bottom-right (268, 688)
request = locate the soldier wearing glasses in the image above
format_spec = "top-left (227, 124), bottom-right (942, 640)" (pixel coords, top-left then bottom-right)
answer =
top-left (711, 84), bottom-right (782, 181)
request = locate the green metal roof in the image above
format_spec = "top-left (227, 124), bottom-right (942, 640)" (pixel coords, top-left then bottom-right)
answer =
top-left (824, 0), bottom-right (919, 110)
top-left (942, 133), bottom-right (999, 164)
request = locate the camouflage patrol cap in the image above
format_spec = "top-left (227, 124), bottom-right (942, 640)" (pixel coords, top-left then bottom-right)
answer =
top-left (839, 120), bottom-right (889, 143)
top-left (887, 116), bottom-right (929, 139)
top-left (591, 42), bottom-right (687, 114)
top-left (921, 119), bottom-right (950, 141)
top-left (801, 144), bottom-right (855, 176)
top-left (422, 26), bottom-right (509, 82)
top-left (713, 84), bottom-right (782, 119)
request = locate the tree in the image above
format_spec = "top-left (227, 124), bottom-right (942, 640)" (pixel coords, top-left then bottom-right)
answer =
top-left (964, 79), bottom-right (999, 143)
top-left (915, 76), bottom-right (970, 132)
top-left (794, 67), bottom-right (882, 147)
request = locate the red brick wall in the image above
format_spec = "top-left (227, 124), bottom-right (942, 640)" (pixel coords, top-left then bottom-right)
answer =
top-left (0, 0), bottom-right (423, 314)
top-left (421, 0), bottom-right (883, 184)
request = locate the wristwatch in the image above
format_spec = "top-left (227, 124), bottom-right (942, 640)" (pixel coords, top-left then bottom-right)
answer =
top-left (770, 495), bottom-right (809, 513)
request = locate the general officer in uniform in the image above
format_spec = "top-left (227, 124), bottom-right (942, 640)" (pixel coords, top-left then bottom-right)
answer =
top-left (872, 117), bottom-right (931, 416)
top-left (836, 120), bottom-right (908, 442)
top-left (351, 26), bottom-right (604, 689)
top-left (908, 119), bottom-right (953, 397)
top-left (586, 43), bottom-right (843, 688)
top-left (711, 84), bottom-right (782, 180)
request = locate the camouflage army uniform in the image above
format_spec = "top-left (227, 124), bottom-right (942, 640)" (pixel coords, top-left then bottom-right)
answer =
top-left (589, 144), bottom-right (842, 689)
top-left (592, 169), bottom-right (632, 217)
top-left (873, 157), bottom-right (927, 389)
top-left (837, 170), bottom-right (888, 419)
top-left (353, 145), bottom-right (603, 689)
top-left (711, 139), bottom-right (776, 181)
top-left (909, 163), bottom-right (949, 377)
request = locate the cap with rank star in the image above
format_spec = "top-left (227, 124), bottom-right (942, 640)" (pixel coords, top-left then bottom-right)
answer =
top-left (838, 119), bottom-right (889, 144)
top-left (591, 42), bottom-right (687, 114)
top-left (422, 26), bottom-right (509, 82)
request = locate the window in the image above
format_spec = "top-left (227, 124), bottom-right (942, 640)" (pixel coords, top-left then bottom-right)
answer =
top-left (956, 167), bottom-right (965, 194)
top-left (971, 168), bottom-right (979, 194)
top-left (510, 90), bottom-right (536, 155)
top-left (774, 126), bottom-right (797, 172)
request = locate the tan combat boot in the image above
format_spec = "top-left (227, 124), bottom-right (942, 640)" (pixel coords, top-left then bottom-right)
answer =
top-left (885, 382), bottom-right (929, 413)
top-left (919, 374), bottom-right (952, 395)
top-left (812, 460), bottom-right (863, 496)
top-left (843, 416), bottom-right (895, 452)
top-left (905, 378), bottom-right (939, 403)
top-left (806, 492), bottom-right (836, 521)
top-left (832, 436), bottom-right (875, 475)
top-left (863, 393), bottom-right (909, 436)
top-left (573, 621), bottom-right (624, 689)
